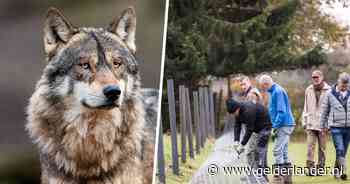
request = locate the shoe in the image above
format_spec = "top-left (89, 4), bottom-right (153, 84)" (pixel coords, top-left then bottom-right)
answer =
top-left (334, 159), bottom-right (341, 179)
top-left (283, 163), bottom-right (293, 184)
top-left (339, 157), bottom-right (347, 181)
top-left (306, 160), bottom-right (316, 176)
top-left (271, 175), bottom-right (284, 184)
top-left (315, 164), bottom-right (325, 176)
top-left (340, 174), bottom-right (347, 180)
top-left (257, 164), bottom-right (269, 182)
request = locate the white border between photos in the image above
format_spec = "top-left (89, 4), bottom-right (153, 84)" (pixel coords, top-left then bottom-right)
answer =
top-left (152, 0), bottom-right (169, 183)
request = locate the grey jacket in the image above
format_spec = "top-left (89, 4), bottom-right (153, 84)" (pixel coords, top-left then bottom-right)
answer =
top-left (320, 85), bottom-right (350, 128)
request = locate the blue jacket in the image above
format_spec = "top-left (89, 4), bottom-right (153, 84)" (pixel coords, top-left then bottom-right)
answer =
top-left (268, 83), bottom-right (295, 128)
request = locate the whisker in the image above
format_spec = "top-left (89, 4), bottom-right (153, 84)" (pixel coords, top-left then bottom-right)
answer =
top-left (87, 93), bottom-right (105, 99)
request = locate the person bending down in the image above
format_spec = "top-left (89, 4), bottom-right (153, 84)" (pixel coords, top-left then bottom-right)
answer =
top-left (227, 99), bottom-right (272, 180)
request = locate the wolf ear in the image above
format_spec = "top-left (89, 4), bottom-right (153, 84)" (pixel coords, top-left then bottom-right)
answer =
top-left (108, 7), bottom-right (137, 53)
top-left (44, 7), bottom-right (76, 59)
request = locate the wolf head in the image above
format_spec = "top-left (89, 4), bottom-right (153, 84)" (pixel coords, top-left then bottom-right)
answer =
top-left (26, 8), bottom-right (147, 177)
top-left (41, 7), bottom-right (140, 110)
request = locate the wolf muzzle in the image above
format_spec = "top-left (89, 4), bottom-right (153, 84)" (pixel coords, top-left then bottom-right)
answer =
top-left (103, 85), bottom-right (121, 102)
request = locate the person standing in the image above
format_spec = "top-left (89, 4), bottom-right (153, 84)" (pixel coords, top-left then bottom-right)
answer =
top-left (239, 76), bottom-right (263, 104)
top-left (227, 99), bottom-right (272, 180)
top-left (320, 72), bottom-right (350, 180)
top-left (238, 76), bottom-right (263, 168)
top-left (259, 75), bottom-right (295, 184)
top-left (302, 70), bottom-right (331, 176)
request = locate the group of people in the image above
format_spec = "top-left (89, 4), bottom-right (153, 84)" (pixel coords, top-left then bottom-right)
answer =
top-left (226, 71), bottom-right (350, 183)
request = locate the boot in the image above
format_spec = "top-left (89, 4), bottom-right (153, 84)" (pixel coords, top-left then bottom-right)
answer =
top-left (339, 157), bottom-right (347, 180)
top-left (334, 159), bottom-right (341, 179)
top-left (316, 164), bottom-right (325, 176)
top-left (306, 160), bottom-right (316, 176)
top-left (272, 164), bottom-right (284, 184)
top-left (272, 175), bottom-right (284, 184)
top-left (257, 164), bottom-right (269, 182)
top-left (283, 162), bottom-right (293, 184)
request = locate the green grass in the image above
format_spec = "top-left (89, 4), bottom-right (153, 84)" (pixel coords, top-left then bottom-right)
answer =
top-left (267, 140), bottom-right (350, 184)
top-left (163, 134), bottom-right (214, 184)
top-left (161, 133), bottom-right (350, 184)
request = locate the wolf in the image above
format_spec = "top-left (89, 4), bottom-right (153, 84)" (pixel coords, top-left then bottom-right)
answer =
top-left (26, 7), bottom-right (158, 184)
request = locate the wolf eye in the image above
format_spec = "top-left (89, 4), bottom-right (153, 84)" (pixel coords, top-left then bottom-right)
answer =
top-left (79, 63), bottom-right (90, 70)
top-left (113, 60), bottom-right (122, 68)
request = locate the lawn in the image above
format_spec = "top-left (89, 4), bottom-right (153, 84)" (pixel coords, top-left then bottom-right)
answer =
top-left (162, 134), bottom-right (214, 184)
top-left (159, 133), bottom-right (350, 184)
top-left (267, 140), bottom-right (350, 184)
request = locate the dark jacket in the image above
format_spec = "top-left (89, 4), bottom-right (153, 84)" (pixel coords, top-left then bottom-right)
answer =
top-left (234, 102), bottom-right (272, 145)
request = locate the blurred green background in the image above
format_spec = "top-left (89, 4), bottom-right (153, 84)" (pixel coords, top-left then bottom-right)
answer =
top-left (0, 0), bottom-right (165, 183)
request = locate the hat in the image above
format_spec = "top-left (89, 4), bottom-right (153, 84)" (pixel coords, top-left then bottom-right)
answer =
top-left (226, 99), bottom-right (241, 114)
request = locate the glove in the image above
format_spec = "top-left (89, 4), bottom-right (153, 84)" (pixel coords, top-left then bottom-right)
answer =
top-left (233, 141), bottom-right (240, 149)
top-left (236, 144), bottom-right (245, 155)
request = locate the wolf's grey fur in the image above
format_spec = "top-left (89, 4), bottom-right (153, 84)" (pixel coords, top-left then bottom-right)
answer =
top-left (26, 7), bottom-right (157, 184)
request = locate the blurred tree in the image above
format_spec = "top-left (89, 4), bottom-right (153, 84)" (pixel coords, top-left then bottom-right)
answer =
top-left (291, 0), bottom-right (349, 53)
top-left (165, 0), bottom-right (347, 88)
top-left (323, 0), bottom-right (349, 7)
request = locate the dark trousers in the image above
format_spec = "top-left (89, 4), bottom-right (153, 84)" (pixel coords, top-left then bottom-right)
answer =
top-left (256, 127), bottom-right (271, 169)
top-left (246, 127), bottom-right (271, 170)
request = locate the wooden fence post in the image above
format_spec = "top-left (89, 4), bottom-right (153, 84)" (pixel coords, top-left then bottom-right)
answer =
top-left (185, 87), bottom-right (194, 159)
top-left (179, 85), bottom-right (187, 163)
top-left (166, 79), bottom-right (179, 175)
top-left (157, 117), bottom-right (166, 184)
top-left (193, 91), bottom-right (201, 154)
top-left (213, 92), bottom-right (217, 137)
top-left (204, 87), bottom-right (211, 138)
top-left (216, 89), bottom-right (223, 134)
top-left (209, 89), bottom-right (216, 138)
top-left (207, 88), bottom-right (213, 137)
top-left (198, 87), bottom-right (206, 145)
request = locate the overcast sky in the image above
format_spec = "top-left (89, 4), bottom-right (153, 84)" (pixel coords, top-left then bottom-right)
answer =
top-left (322, 2), bottom-right (350, 27)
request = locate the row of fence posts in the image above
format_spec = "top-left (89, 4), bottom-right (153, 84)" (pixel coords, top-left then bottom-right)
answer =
top-left (157, 79), bottom-right (223, 184)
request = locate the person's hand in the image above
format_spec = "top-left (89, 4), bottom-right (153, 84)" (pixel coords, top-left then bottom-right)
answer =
top-left (237, 144), bottom-right (245, 155)
top-left (233, 141), bottom-right (240, 149)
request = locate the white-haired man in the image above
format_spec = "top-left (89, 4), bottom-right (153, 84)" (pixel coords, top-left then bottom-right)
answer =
top-left (321, 72), bottom-right (350, 180)
top-left (259, 74), bottom-right (295, 184)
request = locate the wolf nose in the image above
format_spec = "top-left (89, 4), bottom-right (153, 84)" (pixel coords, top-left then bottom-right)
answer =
top-left (103, 85), bottom-right (121, 101)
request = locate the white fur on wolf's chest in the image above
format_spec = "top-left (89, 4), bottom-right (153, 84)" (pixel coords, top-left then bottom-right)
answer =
top-left (62, 105), bottom-right (123, 158)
